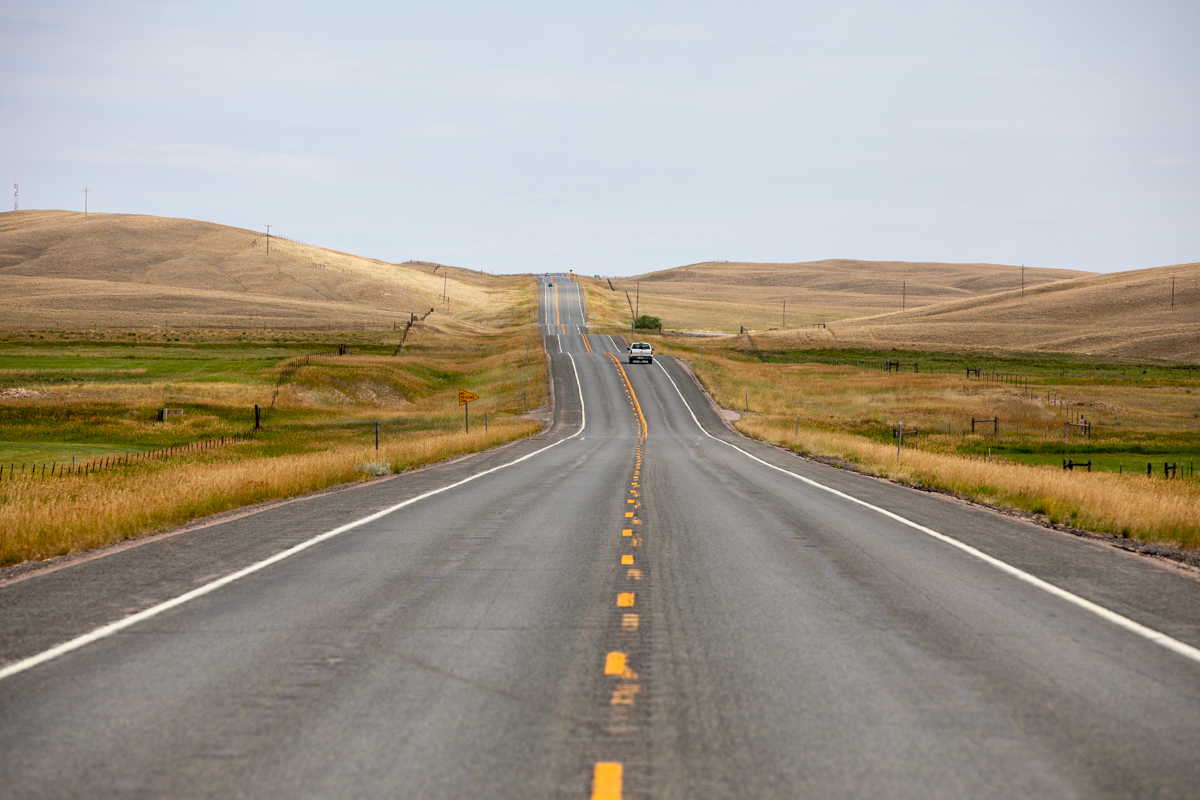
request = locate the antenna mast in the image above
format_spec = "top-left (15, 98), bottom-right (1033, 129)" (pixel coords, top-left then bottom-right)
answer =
top-left (12, 179), bottom-right (16, 212)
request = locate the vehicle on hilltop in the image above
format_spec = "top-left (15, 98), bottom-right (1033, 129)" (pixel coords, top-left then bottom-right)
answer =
top-left (628, 342), bottom-right (653, 364)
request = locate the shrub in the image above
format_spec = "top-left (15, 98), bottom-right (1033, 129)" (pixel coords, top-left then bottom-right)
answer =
top-left (633, 315), bottom-right (661, 330)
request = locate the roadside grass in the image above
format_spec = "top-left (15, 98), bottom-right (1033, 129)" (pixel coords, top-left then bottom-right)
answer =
top-left (663, 338), bottom-right (1200, 549)
top-left (737, 415), bottom-right (1200, 548)
top-left (0, 302), bottom-right (547, 566)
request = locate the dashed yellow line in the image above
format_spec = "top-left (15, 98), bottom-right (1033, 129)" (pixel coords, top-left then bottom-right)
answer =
top-left (621, 554), bottom-right (634, 565)
top-left (582, 335), bottom-right (594, 353)
top-left (593, 762), bottom-right (623, 800)
top-left (617, 592), bottom-right (635, 607)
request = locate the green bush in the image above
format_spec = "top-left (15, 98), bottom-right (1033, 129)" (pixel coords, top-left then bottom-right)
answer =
top-left (634, 315), bottom-right (661, 330)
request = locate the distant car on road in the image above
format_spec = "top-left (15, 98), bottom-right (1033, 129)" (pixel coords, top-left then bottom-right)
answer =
top-left (628, 342), bottom-right (653, 364)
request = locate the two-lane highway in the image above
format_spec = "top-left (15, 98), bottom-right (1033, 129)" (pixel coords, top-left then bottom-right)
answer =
top-left (1, 273), bottom-right (1198, 798)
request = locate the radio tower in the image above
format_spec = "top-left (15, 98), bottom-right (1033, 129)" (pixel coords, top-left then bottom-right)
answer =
top-left (12, 179), bottom-right (16, 212)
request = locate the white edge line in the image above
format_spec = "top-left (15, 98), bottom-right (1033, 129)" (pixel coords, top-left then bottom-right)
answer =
top-left (655, 359), bottom-right (1200, 667)
top-left (0, 354), bottom-right (587, 682)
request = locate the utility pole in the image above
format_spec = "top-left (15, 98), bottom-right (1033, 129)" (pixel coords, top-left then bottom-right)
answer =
top-left (443, 274), bottom-right (448, 301)
top-left (83, 187), bottom-right (89, 217)
top-left (902, 280), bottom-right (906, 310)
top-left (1021, 265), bottom-right (1025, 298)
top-left (782, 300), bottom-right (786, 328)
top-left (1172, 276), bottom-right (1176, 308)
top-left (12, 179), bottom-right (16, 212)
top-left (264, 225), bottom-right (271, 255)
top-left (635, 282), bottom-right (640, 320)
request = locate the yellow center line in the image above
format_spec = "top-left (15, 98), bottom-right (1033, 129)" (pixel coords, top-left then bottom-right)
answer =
top-left (622, 528), bottom-right (633, 536)
top-left (622, 613), bottom-right (639, 631)
top-left (553, 282), bottom-right (561, 327)
top-left (605, 353), bottom-right (648, 439)
top-left (617, 592), bottom-right (635, 607)
top-left (611, 683), bottom-right (641, 706)
top-left (622, 555), bottom-right (634, 565)
top-left (582, 335), bottom-right (594, 353)
top-left (593, 762), bottom-right (623, 800)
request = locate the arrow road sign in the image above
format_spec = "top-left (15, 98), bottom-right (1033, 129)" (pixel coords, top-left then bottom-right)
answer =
top-left (458, 389), bottom-right (479, 406)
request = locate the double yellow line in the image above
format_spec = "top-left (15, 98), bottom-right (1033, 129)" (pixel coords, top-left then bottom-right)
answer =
top-left (553, 281), bottom-right (564, 334)
top-left (605, 353), bottom-right (647, 439)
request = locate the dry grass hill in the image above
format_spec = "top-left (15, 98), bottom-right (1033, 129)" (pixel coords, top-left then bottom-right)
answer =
top-left (606, 259), bottom-right (1088, 332)
top-left (597, 258), bottom-right (1198, 362)
top-left (0, 210), bottom-right (522, 333)
top-left (754, 262), bottom-right (1200, 362)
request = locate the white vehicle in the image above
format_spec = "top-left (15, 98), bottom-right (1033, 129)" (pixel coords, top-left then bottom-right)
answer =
top-left (628, 342), bottom-right (653, 364)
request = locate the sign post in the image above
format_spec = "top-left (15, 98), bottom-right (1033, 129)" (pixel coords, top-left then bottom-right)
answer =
top-left (458, 389), bottom-right (479, 432)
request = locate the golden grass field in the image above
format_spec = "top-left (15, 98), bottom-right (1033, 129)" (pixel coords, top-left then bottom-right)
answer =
top-left (0, 210), bottom-right (516, 333)
top-left (664, 347), bottom-right (1200, 549)
top-left (0, 210), bottom-right (547, 566)
top-left (583, 257), bottom-right (1200, 362)
top-left (588, 258), bottom-right (1086, 332)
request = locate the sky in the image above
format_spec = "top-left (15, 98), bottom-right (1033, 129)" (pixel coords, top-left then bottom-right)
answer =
top-left (2, 0), bottom-right (1198, 276)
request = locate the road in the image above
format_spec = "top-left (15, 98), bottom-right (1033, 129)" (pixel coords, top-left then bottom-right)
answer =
top-left (1, 273), bottom-right (1198, 798)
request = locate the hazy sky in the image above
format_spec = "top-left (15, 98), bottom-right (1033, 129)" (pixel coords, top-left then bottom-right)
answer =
top-left (3, 1), bottom-right (1197, 275)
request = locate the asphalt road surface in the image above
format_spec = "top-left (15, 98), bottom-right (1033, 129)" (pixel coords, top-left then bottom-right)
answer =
top-left (1, 274), bottom-right (1198, 799)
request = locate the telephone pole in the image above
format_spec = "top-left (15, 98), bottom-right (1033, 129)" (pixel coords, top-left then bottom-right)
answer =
top-left (1021, 265), bottom-right (1025, 298)
top-left (782, 300), bottom-right (786, 328)
top-left (264, 225), bottom-right (271, 255)
top-left (83, 187), bottom-right (89, 217)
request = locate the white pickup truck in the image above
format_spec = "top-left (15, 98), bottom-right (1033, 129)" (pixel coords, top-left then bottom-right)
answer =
top-left (628, 342), bottom-right (653, 364)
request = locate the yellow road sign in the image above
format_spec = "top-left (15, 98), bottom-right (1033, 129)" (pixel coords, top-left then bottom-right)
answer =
top-left (458, 389), bottom-right (479, 406)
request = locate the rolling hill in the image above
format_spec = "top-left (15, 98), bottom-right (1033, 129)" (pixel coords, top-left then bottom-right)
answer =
top-left (597, 258), bottom-right (1198, 362)
top-left (0, 210), bottom-right (521, 332)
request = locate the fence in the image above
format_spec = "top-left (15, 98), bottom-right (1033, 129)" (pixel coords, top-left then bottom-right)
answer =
top-left (1063, 458), bottom-right (1092, 472)
top-left (0, 431), bottom-right (257, 482)
top-left (971, 417), bottom-right (999, 435)
top-left (1152, 462), bottom-right (1178, 479)
top-left (1064, 420), bottom-right (1091, 440)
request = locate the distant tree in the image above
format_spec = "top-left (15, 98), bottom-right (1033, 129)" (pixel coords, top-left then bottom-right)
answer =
top-left (633, 314), bottom-right (661, 330)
